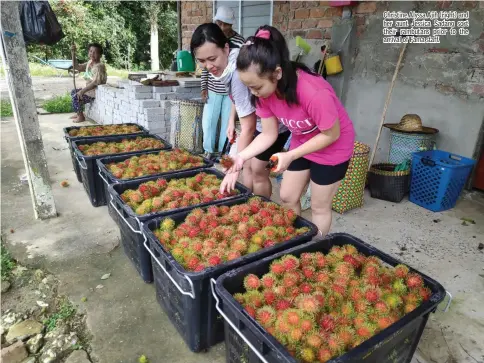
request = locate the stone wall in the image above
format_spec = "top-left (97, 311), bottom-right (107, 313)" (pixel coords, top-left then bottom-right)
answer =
top-left (85, 81), bottom-right (201, 143)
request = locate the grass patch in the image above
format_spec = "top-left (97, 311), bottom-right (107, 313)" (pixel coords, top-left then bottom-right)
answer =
top-left (0, 100), bottom-right (13, 117)
top-left (42, 93), bottom-right (73, 113)
top-left (106, 64), bottom-right (129, 79)
top-left (44, 298), bottom-right (77, 332)
top-left (1, 243), bottom-right (16, 280)
top-left (1, 62), bottom-right (130, 78)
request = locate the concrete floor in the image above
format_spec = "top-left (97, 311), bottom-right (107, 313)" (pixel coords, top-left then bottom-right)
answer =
top-left (1, 113), bottom-right (483, 363)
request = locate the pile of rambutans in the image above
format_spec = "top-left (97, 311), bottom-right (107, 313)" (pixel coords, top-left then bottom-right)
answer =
top-left (233, 245), bottom-right (431, 362)
top-left (153, 197), bottom-right (310, 272)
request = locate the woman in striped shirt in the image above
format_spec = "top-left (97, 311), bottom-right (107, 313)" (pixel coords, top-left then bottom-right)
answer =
top-left (200, 6), bottom-right (245, 160)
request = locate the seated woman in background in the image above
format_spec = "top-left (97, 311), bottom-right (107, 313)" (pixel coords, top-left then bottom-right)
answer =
top-left (70, 43), bottom-right (107, 123)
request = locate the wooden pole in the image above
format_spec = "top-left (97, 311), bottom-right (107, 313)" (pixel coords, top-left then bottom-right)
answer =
top-left (0, 1), bottom-right (57, 219)
top-left (368, 42), bottom-right (408, 170)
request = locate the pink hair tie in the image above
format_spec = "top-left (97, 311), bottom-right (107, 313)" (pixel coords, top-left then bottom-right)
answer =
top-left (255, 29), bottom-right (270, 40)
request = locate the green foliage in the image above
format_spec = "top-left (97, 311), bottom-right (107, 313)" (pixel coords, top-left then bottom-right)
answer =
top-left (42, 94), bottom-right (73, 114)
top-left (28, 1), bottom-right (178, 71)
top-left (0, 100), bottom-right (13, 118)
top-left (1, 243), bottom-right (16, 280)
top-left (43, 298), bottom-right (77, 332)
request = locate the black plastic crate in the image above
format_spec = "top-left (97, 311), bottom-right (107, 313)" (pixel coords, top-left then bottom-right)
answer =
top-left (96, 149), bottom-right (214, 186)
top-left (107, 168), bottom-right (251, 282)
top-left (141, 196), bottom-right (318, 353)
top-left (63, 123), bottom-right (149, 142)
top-left (64, 123), bottom-right (149, 183)
top-left (72, 134), bottom-right (171, 207)
top-left (119, 219), bottom-right (154, 283)
top-left (213, 233), bottom-right (449, 363)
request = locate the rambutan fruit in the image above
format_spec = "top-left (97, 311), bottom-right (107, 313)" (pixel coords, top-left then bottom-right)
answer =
top-left (319, 315), bottom-right (336, 332)
top-left (404, 303), bottom-right (417, 314)
top-left (247, 244), bottom-right (261, 254)
top-left (283, 309), bottom-right (302, 326)
top-left (356, 323), bottom-right (376, 339)
top-left (226, 251), bottom-right (241, 261)
top-left (362, 273), bottom-right (382, 287)
top-left (275, 319), bottom-right (290, 335)
top-left (60, 180), bottom-right (69, 187)
top-left (417, 286), bottom-right (432, 301)
top-left (340, 301), bottom-right (355, 318)
top-left (280, 255), bottom-right (300, 271)
top-left (207, 254), bottom-right (222, 267)
top-left (288, 327), bottom-right (304, 345)
top-left (300, 318), bottom-right (315, 333)
top-left (264, 290), bottom-right (277, 305)
top-left (295, 294), bottom-right (321, 314)
top-left (233, 293), bottom-right (245, 305)
top-left (261, 273), bottom-right (277, 289)
top-left (317, 348), bottom-right (333, 363)
top-left (337, 326), bottom-right (356, 347)
top-left (298, 347), bottom-right (315, 362)
top-left (394, 264), bottom-right (410, 279)
top-left (374, 300), bottom-right (390, 314)
top-left (243, 274), bottom-right (261, 291)
top-left (353, 314), bottom-right (368, 329)
top-left (384, 293), bottom-right (403, 309)
top-left (300, 252), bottom-right (313, 266)
top-left (282, 271), bottom-right (300, 288)
top-left (362, 264), bottom-right (379, 276)
top-left (312, 291), bottom-right (325, 306)
top-left (160, 218), bottom-right (176, 231)
top-left (185, 255), bottom-right (202, 271)
top-left (406, 273), bottom-right (424, 289)
top-left (392, 279), bottom-right (408, 295)
top-left (333, 261), bottom-right (355, 278)
top-left (272, 285), bottom-right (286, 296)
top-left (303, 334), bottom-right (322, 353)
top-left (377, 316), bottom-right (394, 330)
top-left (263, 239), bottom-right (277, 248)
top-left (342, 244), bottom-right (359, 255)
top-left (331, 283), bottom-right (347, 297)
top-left (245, 291), bottom-right (264, 308)
top-left (327, 334), bottom-right (345, 355)
top-left (364, 287), bottom-right (381, 303)
top-left (302, 266), bottom-right (316, 280)
top-left (270, 260), bottom-right (286, 276)
top-left (403, 292), bottom-right (422, 305)
top-left (300, 282), bottom-right (313, 294)
top-left (275, 299), bottom-right (291, 311)
top-left (245, 305), bottom-right (256, 318)
top-left (343, 254), bottom-right (361, 269)
top-left (250, 233), bottom-right (265, 246)
top-left (349, 287), bottom-right (363, 302)
top-left (314, 270), bottom-right (331, 284)
top-left (256, 306), bottom-right (276, 328)
top-left (312, 252), bottom-right (326, 268)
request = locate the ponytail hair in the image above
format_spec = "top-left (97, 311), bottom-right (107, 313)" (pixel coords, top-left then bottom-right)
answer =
top-left (236, 25), bottom-right (318, 106)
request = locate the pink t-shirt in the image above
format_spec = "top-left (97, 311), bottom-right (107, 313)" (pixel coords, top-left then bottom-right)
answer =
top-left (255, 70), bottom-right (355, 165)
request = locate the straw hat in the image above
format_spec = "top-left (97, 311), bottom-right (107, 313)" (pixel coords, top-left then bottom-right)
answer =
top-left (383, 114), bottom-right (438, 134)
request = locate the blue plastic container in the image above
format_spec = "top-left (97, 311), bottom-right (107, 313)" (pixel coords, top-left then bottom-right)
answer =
top-left (409, 150), bottom-right (476, 212)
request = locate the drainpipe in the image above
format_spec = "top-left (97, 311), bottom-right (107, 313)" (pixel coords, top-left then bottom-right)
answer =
top-left (177, 0), bottom-right (182, 50)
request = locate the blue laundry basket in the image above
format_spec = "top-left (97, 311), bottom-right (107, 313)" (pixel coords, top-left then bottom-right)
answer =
top-left (409, 150), bottom-right (476, 212)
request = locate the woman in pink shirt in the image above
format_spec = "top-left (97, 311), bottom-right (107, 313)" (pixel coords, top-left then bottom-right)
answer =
top-left (221, 25), bottom-right (355, 237)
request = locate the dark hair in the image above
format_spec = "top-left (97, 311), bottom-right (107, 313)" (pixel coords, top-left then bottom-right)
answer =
top-left (236, 25), bottom-right (318, 106)
top-left (190, 23), bottom-right (228, 56)
top-left (88, 43), bottom-right (103, 55)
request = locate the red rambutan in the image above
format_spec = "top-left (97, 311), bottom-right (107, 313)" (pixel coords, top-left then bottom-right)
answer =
top-left (394, 264), bottom-right (410, 279)
top-left (243, 274), bottom-right (261, 291)
top-left (261, 273), bottom-right (277, 289)
top-left (295, 294), bottom-right (320, 314)
top-left (256, 306), bottom-right (276, 327)
top-left (406, 273), bottom-right (424, 289)
top-left (327, 334), bottom-right (345, 355)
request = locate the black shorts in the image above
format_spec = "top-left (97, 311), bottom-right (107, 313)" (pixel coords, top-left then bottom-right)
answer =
top-left (287, 157), bottom-right (350, 185)
top-left (254, 130), bottom-right (291, 162)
